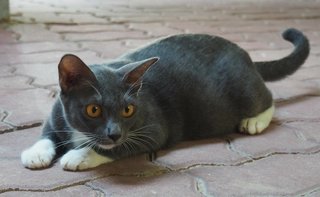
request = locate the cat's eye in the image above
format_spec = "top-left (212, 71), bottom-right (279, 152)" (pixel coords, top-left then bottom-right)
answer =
top-left (121, 104), bottom-right (135, 118)
top-left (86, 104), bottom-right (102, 118)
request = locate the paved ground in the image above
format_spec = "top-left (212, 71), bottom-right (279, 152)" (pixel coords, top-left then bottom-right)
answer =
top-left (0, 0), bottom-right (320, 196)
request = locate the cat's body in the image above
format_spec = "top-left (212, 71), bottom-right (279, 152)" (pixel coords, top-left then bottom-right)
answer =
top-left (21, 28), bottom-right (309, 170)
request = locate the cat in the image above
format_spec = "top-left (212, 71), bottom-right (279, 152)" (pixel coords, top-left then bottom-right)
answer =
top-left (21, 28), bottom-right (309, 171)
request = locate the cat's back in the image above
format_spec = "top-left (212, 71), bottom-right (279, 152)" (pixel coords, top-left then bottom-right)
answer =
top-left (123, 34), bottom-right (241, 64)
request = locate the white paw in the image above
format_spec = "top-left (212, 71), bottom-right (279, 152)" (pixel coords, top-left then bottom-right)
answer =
top-left (240, 105), bottom-right (275, 135)
top-left (60, 148), bottom-right (113, 171)
top-left (21, 139), bottom-right (56, 169)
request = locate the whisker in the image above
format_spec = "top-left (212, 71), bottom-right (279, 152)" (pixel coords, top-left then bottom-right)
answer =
top-left (128, 135), bottom-right (155, 149)
top-left (73, 137), bottom-right (94, 150)
top-left (118, 124), bottom-right (159, 152)
top-left (128, 133), bottom-right (160, 147)
top-left (129, 124), bottom-right (155, 133)
top-left (130, 138), bottom-right (151, 151)
top-left (121, 141), bottom-right (133, 155)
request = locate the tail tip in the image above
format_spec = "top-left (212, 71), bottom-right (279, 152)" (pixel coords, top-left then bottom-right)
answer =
top-left (282, 28), bottom-right (305, 42)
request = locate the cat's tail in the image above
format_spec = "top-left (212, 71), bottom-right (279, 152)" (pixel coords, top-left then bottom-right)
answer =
top-left (254, 28), bottom-right (310, 82)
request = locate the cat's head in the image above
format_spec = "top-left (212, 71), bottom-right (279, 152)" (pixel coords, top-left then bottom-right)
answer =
top-left (57, 54), bottom-right (160, 151)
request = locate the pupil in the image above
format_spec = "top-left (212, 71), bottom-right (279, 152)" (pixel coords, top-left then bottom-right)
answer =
top-left (125, 107), bottom-right (129, 113)
top-left (92, 106), bottom-right (97, 113)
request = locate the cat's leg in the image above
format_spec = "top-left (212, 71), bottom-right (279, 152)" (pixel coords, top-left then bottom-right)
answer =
top-left (21, 138), bottom-right (56, 169)
top-left (21, 118), bottom-right (61, 169)
top-left (239, 104), bottom-right (274, 135)
top-left (60, 148), bottom-right (113, 171)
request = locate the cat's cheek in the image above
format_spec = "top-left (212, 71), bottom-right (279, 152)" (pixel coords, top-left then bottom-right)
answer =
top-left (21, 139), bottom-right (56, 169)
top-left (60, 148), bottom-right (113, 171)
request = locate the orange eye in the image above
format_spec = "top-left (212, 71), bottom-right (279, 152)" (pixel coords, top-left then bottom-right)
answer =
top-left (86, 104), bottom-right (102, 118)
top-left (121, 104), bottom-right (135, 118)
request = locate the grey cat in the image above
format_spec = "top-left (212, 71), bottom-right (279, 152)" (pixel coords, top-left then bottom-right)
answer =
top-left (21, 28), bottom-right (309, 171)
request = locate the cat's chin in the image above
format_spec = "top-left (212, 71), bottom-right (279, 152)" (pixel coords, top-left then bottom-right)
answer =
top-left (97, 144), bottom-right (117, 150)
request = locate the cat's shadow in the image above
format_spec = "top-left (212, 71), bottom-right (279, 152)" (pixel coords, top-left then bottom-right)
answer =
top-left (93, 127), bottom-right (275, 186)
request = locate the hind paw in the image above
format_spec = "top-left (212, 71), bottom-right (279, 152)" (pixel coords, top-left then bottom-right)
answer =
top-left (239, 105), bottom-right (274, 135)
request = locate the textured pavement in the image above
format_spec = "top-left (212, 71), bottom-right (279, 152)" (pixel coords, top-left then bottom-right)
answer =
top-left (0, 0), bottom-right (320, 196)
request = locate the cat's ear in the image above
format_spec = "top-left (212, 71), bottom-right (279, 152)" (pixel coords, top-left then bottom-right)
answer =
top-left (118, 57), bottom-right (159, 85)
top-left (58, 54), bottom-right (97, 93)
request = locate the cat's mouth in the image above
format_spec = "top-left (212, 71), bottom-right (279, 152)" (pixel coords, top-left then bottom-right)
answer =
top-left (97, 134), bottom-right (127, 150)
top-left (97, 143), bottom-right (117, 150)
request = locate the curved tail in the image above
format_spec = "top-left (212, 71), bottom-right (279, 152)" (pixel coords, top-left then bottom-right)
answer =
top-left (255, 28), bottom-right (310, 82)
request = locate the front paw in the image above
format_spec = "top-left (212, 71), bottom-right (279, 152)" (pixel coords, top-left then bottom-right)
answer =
top-left (21, 139), bottom-right (56, 169)
top-left (60, 148), bottom-right (113, 171)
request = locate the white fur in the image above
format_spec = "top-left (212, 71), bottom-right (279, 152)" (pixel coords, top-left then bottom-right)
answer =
top-left (60, 148), bottom-right (113, 171)
top-left (239, 104), bottom-right (275, 135)
top-left (21, 139), bottom-right (56, 169)
top-left (98, 144), bottom-right (116, 150)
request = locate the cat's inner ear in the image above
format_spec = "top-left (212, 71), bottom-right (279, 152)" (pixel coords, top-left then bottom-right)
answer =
top-left (118, 57), bottom-right (159, 85)
top-left (58, 54), bottom-right (97, 93)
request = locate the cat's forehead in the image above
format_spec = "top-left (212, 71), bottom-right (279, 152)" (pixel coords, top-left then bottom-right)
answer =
top-left (90, 65), bottom-right (117, 83)
top-left (90, 65), bottom-right (125, 101)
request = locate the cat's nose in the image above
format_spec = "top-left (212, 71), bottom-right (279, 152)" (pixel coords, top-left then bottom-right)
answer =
top-left (108, 134), bottom-right (121, 142)
top-left (106, 120), bottom-right (121, 142)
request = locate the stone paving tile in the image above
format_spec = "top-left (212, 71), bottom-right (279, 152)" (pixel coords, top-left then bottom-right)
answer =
top-left (311, 45), bottom-right (320, 54)
top-left (63, 31), bottom-right (147, 42)
top-left (0, 122), bottom-right (13, 134)
top-left (236, 41), bottom-right (281, 51)
top-left (0, 66), bottom-right (15, 77)
top-left (284, 122), bottom-right (320, 144)
top-left (9, 24), bottom-right (62, 42)
top-left (0, 42), bottom-right (80, 54)
top-left (49, 24), bottom-right (128, 33)
top-left (109, 14), bottom-right (173, 24)
top-left (302, 56), bottom-right (320, 68)
top-left (87, 172), bottom-right (199, 197)
top-left (0, 28), bottom-right (17, 44)
top-left (275, 96), bottom-right (320, 121)
top-left (123, 38), bottom-right (158, 49)
top-left (9, 15), bottom-right (34, 24)
top-left (166, 21), bottom-right (222, 35)
top-left (14, 63), bottom-right (59, 87)
top-left (308, 79), bottom-right (320, 88)
top-left (18, 13), bottom-right (74, 24)
top-left (0, 75), bottom-right (33, 93)
top-left (229, 123), bottom-right (320, 158)
top-left (187, 153), bottom-right (320, 196)
top-left (10, 0), bottom-right (66, 13)
top-left (266, 79), bottom-right (319, 101)
top-left (1, 185), bottom-right (98, 197)
top-left (0, 74), bottom-right (55, 128)
top-left (0, 88), bottom-right (55, 128)
top-left (80, 41), bottom-right (131, 59)
top-left (0, 50), bottom-right (106, 65)
top-left (0, 110), bottom-right (14, 133)
top-left (306, 190), bottom-right (320, 197)
top-left (155, 138), bottom-right (245, 170)
top-left (289, 66), bottom-right (320, 81)
top-left (57, 13), bottom-right (108, 24)
top-left (129, 23), bottom-right (184, 37)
